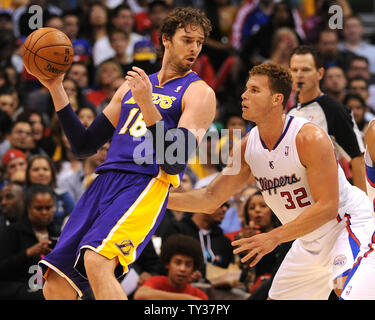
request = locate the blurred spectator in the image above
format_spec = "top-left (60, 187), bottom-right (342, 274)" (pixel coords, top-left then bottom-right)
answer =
top-left (346, 55), bottom-right (375, 114)
top-left (322, 65), bottom-right (347, 103)
top-left (0, 109), bottom-right (12, 160)
top-left (347, 76), bottom-right (375, 122)
top-left (0, 11), bottom-right (13, 30)
top-left (77, 105), bottom-right (97, 129)
top-left (45, 14), bottom-right (64, 30)
top-left (1, 149), bottom-right (28, 186)
top-left (62, 9), bottom-right (92, 65)
top-left (134, 234), bottom-right (208, 300)
top-left (202, 0), bottom-right (237, 73)
top-left (232, 191), bottom-right (282, 296)
top-left (66, 62), bottom-right (91, 94)
top-left (339, 15), bottom-right (375, 75)
top-left (242, 0), bottom-right (303, 66)
top-left (83, 1), bottom-right (112, 67)
top-left (130, 40), bottom-right (160, 74)
top-left (58, 142), bottom-right (109, 203)
top-left (7, 119), bottom-right (34, 157)
top-left (0, 182), bottom-right (25, 230)
top-left (86, 59), bottom-right (123, 108)
top-left (162, 201), bottom-right (233, 280)
top-left (0, 66), bottom-right (13, 90)
top-left (110, 3), bottom-right (144, 65)
top-left (343, 93), bottom-right (369, 139)
top-left (222, 184), bottom-right (258, 238)
top-left (25, 155), bottom-right (75, 230)
top-left (48, 114), bottom-right (82, 183)
top-left (97, 76), bottom-right (124, 113)
top-left (0, 87), bottom-right (19, 120)
top-left (231, 0), bottom-right (274, 52)
top-left (316, 28), bottom-right (356, 70)
top-left (146, 1), bottom-right (170, 53)
top-left (109, 28), bottom-right (134, 73)
top-left (62, 78), bottom-right (95, 114)
top-left (16, 109), bottom-right (56, 158)
top-left (0, 184), bottom-right (60, 300)
top-left (268, 27), bottom-right (299, 69)
top-left (0, 29), bottom-right (23, 73)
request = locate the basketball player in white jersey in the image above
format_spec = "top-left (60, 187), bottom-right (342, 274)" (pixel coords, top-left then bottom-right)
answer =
top-left (167, 63), bottom-right (375, 299)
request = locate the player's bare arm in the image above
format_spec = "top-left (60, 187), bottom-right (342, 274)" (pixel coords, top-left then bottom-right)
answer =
top-left (167, 136), bottom-right (252, 213)
top-left (178, 80), bottom-right (216, 144)
top-left (102, 79), bottom-right (130, 128)
top-left (365, 120), bottom-right (375, 163)
top-left (233, 124), bottom-right (339, 266)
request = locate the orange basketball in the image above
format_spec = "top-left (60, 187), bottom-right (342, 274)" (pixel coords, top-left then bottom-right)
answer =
top-left (22, 27), bottom-right (74, 80)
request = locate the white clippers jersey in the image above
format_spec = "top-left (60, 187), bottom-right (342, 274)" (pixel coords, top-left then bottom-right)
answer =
top-left (365, 119), bottom-right (375, 215)
top-left (244, 115), bottom-right (373, 242)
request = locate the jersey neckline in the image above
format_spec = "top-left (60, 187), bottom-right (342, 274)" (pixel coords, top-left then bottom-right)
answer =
top-left (259, 115), bottom-right (294, 151)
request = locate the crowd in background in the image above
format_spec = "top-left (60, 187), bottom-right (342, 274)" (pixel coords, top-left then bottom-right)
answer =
top-left (0, 0), bottom-right (374, 300)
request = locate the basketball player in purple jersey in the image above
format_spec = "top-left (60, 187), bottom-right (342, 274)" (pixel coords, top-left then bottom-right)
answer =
top-left (29, 8), bottom-right (216, 300)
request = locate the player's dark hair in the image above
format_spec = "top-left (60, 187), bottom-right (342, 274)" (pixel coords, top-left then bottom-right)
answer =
top-left (289, 45), bottom-right (324, 70)
top-left (159, 7), bottom-right (212, 54)
top-left (161, 234), bottom-right (203, 270)
top-left (249, 62), bottom-right (292, 109)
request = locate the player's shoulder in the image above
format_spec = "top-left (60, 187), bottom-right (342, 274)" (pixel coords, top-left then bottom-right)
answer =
top-left (296, 122), bottom-right (329, 147)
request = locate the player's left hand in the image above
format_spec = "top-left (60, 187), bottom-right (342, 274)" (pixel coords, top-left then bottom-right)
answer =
top-left (125, 66), bottom-right (153, 108)
top-left (232, 232), bottom-right (279, 267)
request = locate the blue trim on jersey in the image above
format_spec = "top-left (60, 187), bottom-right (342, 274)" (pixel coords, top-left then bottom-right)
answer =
top-left (259, 116), bottom-right (294, 150)
top-left (365, 164), bottom-right (375, 187)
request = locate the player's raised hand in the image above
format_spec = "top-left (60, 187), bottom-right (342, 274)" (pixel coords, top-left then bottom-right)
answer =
top-left (125, 66), bottom-right (153, 108)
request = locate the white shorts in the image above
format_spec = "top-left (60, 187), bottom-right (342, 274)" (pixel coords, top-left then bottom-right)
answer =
top-left (269, 221), bottom-right (343, 300)
top-left (339, 221), bottom-right (375, 300)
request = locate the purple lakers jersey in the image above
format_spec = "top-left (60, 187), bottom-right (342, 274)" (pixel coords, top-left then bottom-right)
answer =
top-left (96, 71), bottom-right (202, 179)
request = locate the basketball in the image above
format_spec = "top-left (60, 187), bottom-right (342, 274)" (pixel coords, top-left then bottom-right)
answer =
top-left (22, 27), bottom-right (74, 80)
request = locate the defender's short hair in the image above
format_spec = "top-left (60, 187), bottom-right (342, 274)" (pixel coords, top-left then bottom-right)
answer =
top-left (249, 62), bottom-right (292, 108)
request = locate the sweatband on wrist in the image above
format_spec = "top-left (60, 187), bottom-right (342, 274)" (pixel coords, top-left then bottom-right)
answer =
top-left (56, 103), bottom-right (115, 157)
top-left (148, 121), bottom-right (198, 175)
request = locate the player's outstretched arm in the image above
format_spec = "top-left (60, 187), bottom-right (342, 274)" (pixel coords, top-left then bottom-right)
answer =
top-left (167, 137), bottom-right (252, 213)
top-left (32, 71), bottom-right (126, 158)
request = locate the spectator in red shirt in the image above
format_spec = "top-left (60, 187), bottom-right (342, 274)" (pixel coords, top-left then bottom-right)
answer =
top-left (133, 234), bottom-right (208, 300)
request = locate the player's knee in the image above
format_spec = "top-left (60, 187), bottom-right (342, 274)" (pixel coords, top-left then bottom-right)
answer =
top-left (84, 249), bottom-right (114, 278)
top-left (43, 270), bottom-right (77, 300)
